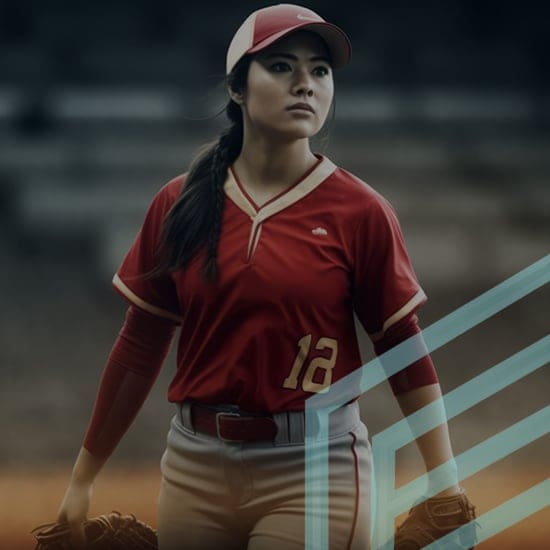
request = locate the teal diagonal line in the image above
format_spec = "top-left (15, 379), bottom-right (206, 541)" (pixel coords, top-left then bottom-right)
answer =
top-left (369, 337), bottom-right (549, 545)
top-left (394, 406), bottom-right (549, 514)
top-left (305, 255), bottom-right (550, 550)
top-left (372, 408), bottom-right (549, 549)
top-left (422, 254), bottom-right (550, 359)
top-left (423, 480), bottom-right (550, 549)
top-left (307, 254), bottom-right (550, 411)
top-left (376, 336), bottom-right (550, 449)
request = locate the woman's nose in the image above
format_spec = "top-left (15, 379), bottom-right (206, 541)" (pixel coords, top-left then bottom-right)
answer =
top-left (292, 68), bottom-right (314, 96)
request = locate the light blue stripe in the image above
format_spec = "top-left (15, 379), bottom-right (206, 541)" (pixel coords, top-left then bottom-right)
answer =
top-left (369, 335), bottom-right (548, 546)
top-left (423, 480), bottom-right (550, 549)
top-left (305, 255), bottom-right (550, 550)
top-left (371, 341), bottom-right (549, 547)
top-left (307, 254), bottom-right (550, 410)
top-left (377, 336), bottom-right (550, 448)
top-left (304, 409), bottom-right (330, 549)
top-left (394, 407), bottom-right (549, 514)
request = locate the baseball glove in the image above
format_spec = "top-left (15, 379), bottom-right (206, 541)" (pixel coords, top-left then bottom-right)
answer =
top-left (31, 511), bottom-right (158, 549)
top-left (394, 490), bottom-right (477, 549)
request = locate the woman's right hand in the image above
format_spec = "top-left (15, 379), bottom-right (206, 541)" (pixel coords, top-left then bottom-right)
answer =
top-left (56, 480), bottom-right (94, 549)
top-left (55, 446), bottom-right (105, 547)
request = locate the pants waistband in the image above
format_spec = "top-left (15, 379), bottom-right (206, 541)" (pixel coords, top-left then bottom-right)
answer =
top-left (176, 400), bottom-right (362, 445)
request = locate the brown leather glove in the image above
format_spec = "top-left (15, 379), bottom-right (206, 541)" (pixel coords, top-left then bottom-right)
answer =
top-left (394, 489), bottom-right (477, 549)
top-left (31, 511), bottom-right (158, 549)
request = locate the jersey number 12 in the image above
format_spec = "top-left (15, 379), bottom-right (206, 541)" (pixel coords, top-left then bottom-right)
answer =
top-left (283, 334), bottom-right (338, 393)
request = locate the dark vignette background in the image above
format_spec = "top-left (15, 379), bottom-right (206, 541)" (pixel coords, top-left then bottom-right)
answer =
top-left (0, 1), bottom-right (548, 547)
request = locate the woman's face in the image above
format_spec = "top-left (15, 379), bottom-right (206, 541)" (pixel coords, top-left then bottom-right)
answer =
top-left (236, 30), bottom-right (334, 142)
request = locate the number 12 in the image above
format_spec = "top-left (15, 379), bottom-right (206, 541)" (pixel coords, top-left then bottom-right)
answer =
top-left (283, 334), bottom-right (338, 393)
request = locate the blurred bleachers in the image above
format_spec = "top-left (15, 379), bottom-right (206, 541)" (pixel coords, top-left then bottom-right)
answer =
top-left (1, 0), bottom-right (549, 287)
top-left (0, 0), bottom-right (548, 465)
top-left (2, 1), bottom-right (548, 286)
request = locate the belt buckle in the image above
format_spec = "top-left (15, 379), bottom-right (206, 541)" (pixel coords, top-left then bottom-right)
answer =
top-left (215, 411), bottom-right (243, 442)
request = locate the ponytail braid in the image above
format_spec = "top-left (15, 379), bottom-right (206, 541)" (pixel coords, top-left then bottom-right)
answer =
top-left (203, 119), bottom-right (243, 281)
top-left (152, 56), bottom-right (249, 283)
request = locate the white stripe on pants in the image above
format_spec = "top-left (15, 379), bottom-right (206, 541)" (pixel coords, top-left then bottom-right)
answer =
top-left (157, 402), bottom-right (371, 550)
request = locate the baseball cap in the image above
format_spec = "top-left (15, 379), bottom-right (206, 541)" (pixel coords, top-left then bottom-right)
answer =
top-left (226, 3), bottom-right (352, 75)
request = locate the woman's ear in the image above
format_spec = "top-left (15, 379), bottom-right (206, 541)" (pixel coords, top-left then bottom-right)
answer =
top-left (227, 85), bottom-right (245, 105)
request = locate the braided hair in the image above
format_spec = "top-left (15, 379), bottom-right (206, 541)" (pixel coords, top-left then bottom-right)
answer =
top-left (154, 56), bottom-right (251, 283)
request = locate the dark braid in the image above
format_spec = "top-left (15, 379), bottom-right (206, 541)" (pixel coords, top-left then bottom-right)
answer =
top-left (203, 118), bottom-right (242, 281)
top-left (150, 56), bottom-right (250, 283)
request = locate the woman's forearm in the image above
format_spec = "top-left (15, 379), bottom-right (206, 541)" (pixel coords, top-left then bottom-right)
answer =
top-left (58, 306), bottom-right (177, 530)
top-left (81, 305), bottom-right (177, 460)
top-left (394, 383), bottom-right (460, 497)
top-left (68, 446), bottom-right (108, 487)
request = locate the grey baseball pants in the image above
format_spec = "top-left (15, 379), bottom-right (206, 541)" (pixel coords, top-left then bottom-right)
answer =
top-left (157, 400), bottom-right (371, 550)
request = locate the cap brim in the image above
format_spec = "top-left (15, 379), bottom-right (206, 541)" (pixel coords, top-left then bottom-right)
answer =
top-left (247, 21), bottom-right (352, 69)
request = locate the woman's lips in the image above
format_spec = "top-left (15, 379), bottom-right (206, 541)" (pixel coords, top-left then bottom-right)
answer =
top-left (287, 103), bottom-right (315, 113)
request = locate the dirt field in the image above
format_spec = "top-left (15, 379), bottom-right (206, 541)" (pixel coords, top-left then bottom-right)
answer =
top-left (1, 461), bottom-right (547, 549)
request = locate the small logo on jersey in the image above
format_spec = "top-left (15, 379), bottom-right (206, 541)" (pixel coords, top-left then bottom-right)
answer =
top-left (297, 13), bottom-right (319, 21)
top-left (312, 227), bottom-right (328, 236)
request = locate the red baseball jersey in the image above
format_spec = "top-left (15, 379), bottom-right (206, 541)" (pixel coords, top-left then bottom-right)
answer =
top-left (113, 154), bottom-right (426, 412)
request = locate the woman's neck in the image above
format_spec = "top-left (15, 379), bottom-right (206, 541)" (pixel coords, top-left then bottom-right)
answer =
top-left (234, 135), bottom-right (319, 188)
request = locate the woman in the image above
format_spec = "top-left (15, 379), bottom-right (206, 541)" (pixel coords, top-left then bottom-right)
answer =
top-left (57, 4), bottom-right (474, 549)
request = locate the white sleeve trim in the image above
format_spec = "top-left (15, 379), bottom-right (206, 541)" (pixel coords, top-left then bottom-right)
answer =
top-left (112, 273), bottom-right (182, 324)
top-left (368, 288), bottom-right (427, 343)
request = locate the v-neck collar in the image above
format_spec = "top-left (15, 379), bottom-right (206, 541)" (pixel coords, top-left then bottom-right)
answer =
top-left (224, 154), bottom-right (337, 224)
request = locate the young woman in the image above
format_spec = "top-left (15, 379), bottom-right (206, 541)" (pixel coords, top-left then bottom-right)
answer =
top-left (57, 4), bottom-right (474, 549)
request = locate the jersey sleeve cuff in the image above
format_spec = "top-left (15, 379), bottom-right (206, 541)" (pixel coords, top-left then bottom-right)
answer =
top-left (112, 273), bottom-right (182, 324)
top-left (368, 288), bottom-right (427, 343)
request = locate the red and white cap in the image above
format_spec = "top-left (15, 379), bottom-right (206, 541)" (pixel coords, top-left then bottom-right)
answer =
top-left (226, 3), bottom-right (352, 75)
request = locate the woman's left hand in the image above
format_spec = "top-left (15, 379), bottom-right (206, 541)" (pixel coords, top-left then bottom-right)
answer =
top-left (394, 489), bottom-right (478, 549)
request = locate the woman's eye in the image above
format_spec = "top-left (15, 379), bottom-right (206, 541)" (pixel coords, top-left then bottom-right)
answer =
top-left (270, 62), bottom-right (290, 72)
top-left (314, 66), bottom-right (330, 76)
top-left (269, 62), bottom-right (330, 76)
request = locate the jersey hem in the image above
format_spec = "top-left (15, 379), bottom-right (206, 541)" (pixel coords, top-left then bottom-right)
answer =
top-left (112, 273), bottom-right (182, 324)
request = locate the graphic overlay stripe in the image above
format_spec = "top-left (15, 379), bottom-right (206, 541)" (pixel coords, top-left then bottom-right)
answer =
top-left (304, 254), bottom-right (550, 550)
top-left (424, 480), bottom-right (549, 549)
top-left (371, 339), bottom-right (549, 548)
top-left (373, 406), bottom-right (549, 549)
top-left (345, 432), bottom-right (360, 550)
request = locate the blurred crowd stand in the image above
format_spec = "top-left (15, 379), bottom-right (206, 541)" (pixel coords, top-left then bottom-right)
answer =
top-left (0, 0), bottom-right (548, 464)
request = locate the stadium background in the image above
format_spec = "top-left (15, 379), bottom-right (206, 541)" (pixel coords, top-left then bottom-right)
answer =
top-left (0, 1), bottom-right (548, 547)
